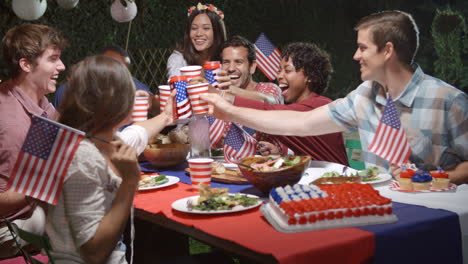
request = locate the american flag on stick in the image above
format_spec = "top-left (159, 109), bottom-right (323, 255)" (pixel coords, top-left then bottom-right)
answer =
top-left (368, 94), bottom-right (411, 165)
top-left (254, 33), bottom-right (281, 80)
top-left (206, 116), bottom-right (225, 147)
top-left (175, 80), bottom-right (192, 119)
top-left (224, 123), bottom-right (257, 163)
top-left (7, 114), bottom-right (85, 205)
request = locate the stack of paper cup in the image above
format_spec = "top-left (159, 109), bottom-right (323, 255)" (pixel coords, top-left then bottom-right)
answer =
top-left (188, 158), bottom-right (213, 188)
top-left (132, 96), bottom-right (149, 122)
top-left (180, 65), bottom-right (202, 80)
top-left (158, 85), bottom-right (171, 113)
top-left (186, 83), bottom-right (209, 116)
top-left (203, 61), bottom-right (221, 88)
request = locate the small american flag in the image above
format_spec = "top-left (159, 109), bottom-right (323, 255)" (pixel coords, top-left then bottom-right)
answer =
top-left (224, 123), bottom-right (256, 163)
top-left (7, 114), bottom-right (85, 205)
top-left (175, 80), bottom-right (192, 119)
top-left (206, 116), bottom-right (224, 147)
top-left (254, 33), bottom-right (281, 80)
top-left (368, 94), bottom-right (411, 165)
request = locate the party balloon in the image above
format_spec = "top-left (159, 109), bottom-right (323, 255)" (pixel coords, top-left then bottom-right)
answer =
top-left (12, 0), bottom-right (47, 21)
top-left (110, 0), bottom-right (138, 23)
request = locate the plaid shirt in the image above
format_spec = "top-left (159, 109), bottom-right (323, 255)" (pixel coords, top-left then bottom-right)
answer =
top-left (328, 66), bottom-right (468, 172)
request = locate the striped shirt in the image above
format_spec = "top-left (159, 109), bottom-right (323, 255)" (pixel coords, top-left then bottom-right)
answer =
top-left (327, 66), bottom-right (468, 172)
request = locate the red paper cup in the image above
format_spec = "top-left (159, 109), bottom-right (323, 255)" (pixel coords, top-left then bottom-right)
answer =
top-left (132, 96), bottom-right (148, 122)
top-left (158, 85), bottom-right (171, 113)
top-left (180, 65), bottom-right (202, 80)
top-left (186, 83), bottom-right (209, 116)
top-left (188, 158), bottom-right (213, 188)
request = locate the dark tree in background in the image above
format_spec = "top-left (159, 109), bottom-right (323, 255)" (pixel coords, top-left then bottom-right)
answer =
top-left (0, 0), bottom-right (466, 97)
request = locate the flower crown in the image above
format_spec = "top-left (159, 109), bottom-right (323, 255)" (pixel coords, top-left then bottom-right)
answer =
top-left (187, 3), bottom-right (224, 20)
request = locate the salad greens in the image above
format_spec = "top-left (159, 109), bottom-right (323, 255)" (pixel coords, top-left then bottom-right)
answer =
top-left (154, 174), bottom-right (169, 185)
top-left (319, 167), bottom-right (381, 182)
top-left (188, 193), bottom-right (259, 211)
top-left (210, 148), bottom-right (224, 156)
top-left (251, 155), bottom-right (302, 171)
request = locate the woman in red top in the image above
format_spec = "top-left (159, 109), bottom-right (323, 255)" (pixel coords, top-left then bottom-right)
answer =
top-left (235, 42), bottom-right (349, 165)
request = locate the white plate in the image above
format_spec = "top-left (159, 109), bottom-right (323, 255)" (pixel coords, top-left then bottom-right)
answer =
top-left (138, 175), bottom-right (179, 191)
top-left (299, 161), bottom-right (392, 186)
top-left (299, 161), bottom-right (358, 185)
top-left (171, 194), bottom-right (261, 214)
top-left (361, 173), bottom-right (392, 185)
top-left (222, 163), bottom-right (238, 169)
top-left (389, 181), bottom-right (457, 193)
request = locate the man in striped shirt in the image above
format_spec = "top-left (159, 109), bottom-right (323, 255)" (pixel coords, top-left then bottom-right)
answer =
top-left (0, 24), bottom-right (67, 258)
top-left (202, 11), bottom-right (467, 184)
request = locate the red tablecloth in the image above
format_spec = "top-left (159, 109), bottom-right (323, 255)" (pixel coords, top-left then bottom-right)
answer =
top-left (134, 183), bottom-right (375, 264)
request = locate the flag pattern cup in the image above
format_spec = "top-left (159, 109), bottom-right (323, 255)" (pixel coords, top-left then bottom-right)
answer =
top-left (186, 83), bottom-right (209, 116)
top-left (158, 85), bottom-right (172, 114)
top-left (188, 158), bottom-right (213, 188)
top-left (180, 65), bottom-right (203, 81)
top-left (132, 96), bottom-right (149, 122)
top-left (169, 76), bottom-right (192, 120)
top-left (203, 61), bottom-right (221, 88)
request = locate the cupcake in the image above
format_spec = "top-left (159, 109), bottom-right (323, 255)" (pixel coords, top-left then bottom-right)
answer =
top-left (398, 168), bottom-right (415, 190)
top-left (411, 170), bottom-right (432, 191)
top-left (431, 167), bottom-right (449, 189)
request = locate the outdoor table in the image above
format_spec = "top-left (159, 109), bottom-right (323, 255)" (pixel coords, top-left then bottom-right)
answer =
top-left (134, 161), bottom-right (467, 264)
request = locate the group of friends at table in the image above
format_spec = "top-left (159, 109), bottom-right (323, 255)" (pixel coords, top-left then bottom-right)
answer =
top-left (0, 2), bottom-right (467, 263)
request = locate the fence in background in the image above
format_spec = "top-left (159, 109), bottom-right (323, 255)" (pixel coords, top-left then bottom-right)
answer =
top-left (130, 48), bottom-right (173, 94)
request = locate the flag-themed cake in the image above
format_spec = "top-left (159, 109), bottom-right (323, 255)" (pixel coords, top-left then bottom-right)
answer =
top-left (261, 183), bottom-right (397, 233)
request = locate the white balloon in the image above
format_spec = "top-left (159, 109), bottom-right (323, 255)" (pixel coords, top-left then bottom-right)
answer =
top-left (110, 0), bottom-right (138, 23)
top-left (12, 0), bottom-right (47, 21)
top-left (57, 0), bottom-right (79, 9)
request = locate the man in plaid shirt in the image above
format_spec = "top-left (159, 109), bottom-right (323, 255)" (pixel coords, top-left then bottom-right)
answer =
top-left (202, 11), bottom-right (467, 185)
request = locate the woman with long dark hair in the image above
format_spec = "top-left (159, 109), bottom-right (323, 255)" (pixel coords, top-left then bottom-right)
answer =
top-left (167, 3), bottom-right (227, 78)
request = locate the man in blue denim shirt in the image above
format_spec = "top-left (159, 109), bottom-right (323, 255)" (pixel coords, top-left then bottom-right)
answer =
top-left (201, 10), bottom-right (468, 185)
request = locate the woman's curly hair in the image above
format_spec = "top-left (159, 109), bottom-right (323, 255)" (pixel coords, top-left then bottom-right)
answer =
top-left (282, 42), bottom-right (333, 95)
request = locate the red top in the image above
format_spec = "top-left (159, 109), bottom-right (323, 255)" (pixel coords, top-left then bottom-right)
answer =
top-left (234, 93), bottom-right (349, 165)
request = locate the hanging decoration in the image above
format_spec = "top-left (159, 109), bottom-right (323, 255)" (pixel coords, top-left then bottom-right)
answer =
top-left (110, 0), bottom-right (138, 23)
top-left (12, 0), bottom-right (47, 21)
top-left (57, 0), bottom-right (79, 9)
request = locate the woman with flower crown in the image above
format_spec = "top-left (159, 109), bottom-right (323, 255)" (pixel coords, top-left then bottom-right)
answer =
top-left (166, 2), bottom-right (227, 78)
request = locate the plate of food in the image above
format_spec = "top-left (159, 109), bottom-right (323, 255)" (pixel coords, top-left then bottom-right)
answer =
top-left (185, 161), bottom-right (249, 184)
top-left (306, 166), bottom-right (391, 186)
top-left (389, 181), bottom-right (457, 193)
top-left (138, 173), bottom-right (179, 191)
top-left (171, 184), bottom-right (261, 214)
top-left (362, 173), bottom-right (392, 184)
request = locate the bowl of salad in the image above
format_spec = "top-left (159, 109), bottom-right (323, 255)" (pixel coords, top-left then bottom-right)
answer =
top-left (143, 143), bottom-right (190, 168)
top-left (238, 155), bottom-right (311, 193)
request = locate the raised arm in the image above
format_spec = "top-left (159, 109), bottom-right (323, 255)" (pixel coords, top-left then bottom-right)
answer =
top-left (201, 93), bottom-right (344, 137)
